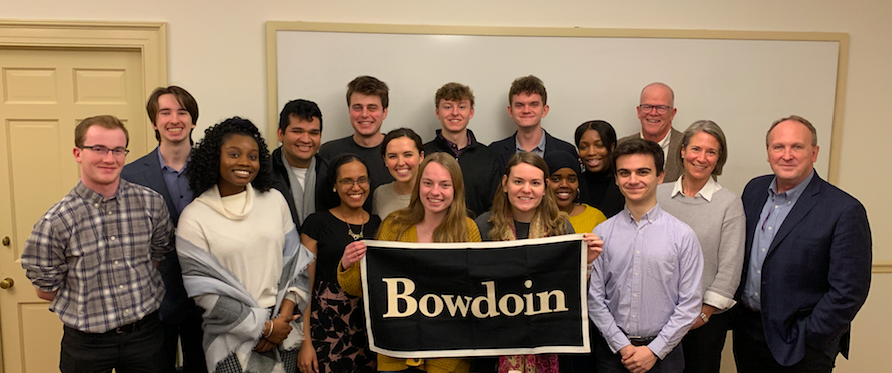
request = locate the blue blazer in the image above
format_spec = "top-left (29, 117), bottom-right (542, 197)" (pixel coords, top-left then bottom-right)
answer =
top-left (737, 173), bottom-right (871, 366)
top-left (121, 147), bottom-right (195, 324)
top-left (489, 129), bottom-right (577, 171)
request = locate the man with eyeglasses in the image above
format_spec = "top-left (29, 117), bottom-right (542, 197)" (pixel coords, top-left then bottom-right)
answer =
top-left (122, 86), bottom-right (207, 373)
top-left (619, 82), bottom-right (684, 182)
top-left (22, 115), bottom-right (174, 373)
top-left (271, 99), bottom-right (326, 230)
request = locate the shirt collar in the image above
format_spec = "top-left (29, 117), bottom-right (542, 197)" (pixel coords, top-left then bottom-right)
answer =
top-left (621, 203), bottom-right (663, 225)
top-left (515, 128), bottom-right (547, 153)
top-left (157, 148), bottom-right (190, 173)
top-left (436, 129), bottom-right (475, 150)
top-left (769, 169), bottom-right (815, 201)
top-left (74, 180), bottom-right (117, 203)
top-left (670, 175), bottom-right (722, 201)
top-left (640, 130), bottom-right (671, 150)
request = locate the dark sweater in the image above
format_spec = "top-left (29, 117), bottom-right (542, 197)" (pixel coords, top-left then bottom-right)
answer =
top-left (423, 129), bottom-right (501, 218)
top-left (579, 170), bottom-right (625, 218)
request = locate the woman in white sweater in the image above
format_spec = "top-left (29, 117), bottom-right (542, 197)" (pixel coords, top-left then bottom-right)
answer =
top-left (655, 120), bottom-right (745, 373)
top-left (177, 117), bottom-right (313, 373)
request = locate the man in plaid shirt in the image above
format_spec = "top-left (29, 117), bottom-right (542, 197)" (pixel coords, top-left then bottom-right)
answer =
top-left (21, 115), bottom-right (174, 373)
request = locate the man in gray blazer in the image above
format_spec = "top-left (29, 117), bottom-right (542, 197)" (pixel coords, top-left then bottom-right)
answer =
top-left (121, 86), bottom-right (206, 373)
top-left (618, 82), bottom-right (683, 182)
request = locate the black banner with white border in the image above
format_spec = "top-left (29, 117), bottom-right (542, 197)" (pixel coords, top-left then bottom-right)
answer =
top-left (360, 234), bottom-right (590, 358)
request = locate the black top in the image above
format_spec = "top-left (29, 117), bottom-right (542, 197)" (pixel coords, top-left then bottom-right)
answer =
top-left (317, 136), bottom-right (395, 212)
top-left (580, 170), bottom-right (625, 218)
top-left (302, 210), bottom-right (381, 283)
top-left (423, 129), bottom-right (501, 218)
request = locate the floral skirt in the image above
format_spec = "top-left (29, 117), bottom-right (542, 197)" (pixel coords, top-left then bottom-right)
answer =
top-left (310, 280), bottom-right (376, 373)
top-left (498, 354), bottom-right (558, 373)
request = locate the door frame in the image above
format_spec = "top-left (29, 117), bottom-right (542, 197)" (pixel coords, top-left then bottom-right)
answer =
top-left (0, 20), bottom-right (167, 373)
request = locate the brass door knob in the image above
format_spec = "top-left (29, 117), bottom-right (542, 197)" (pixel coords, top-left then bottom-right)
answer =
top-left (2, 236), bottom-right (9, 246)
top-left (0, 278), bottom-right (13, 289)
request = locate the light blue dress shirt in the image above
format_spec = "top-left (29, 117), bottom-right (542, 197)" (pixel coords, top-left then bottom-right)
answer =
top-left (588, 204), bottom-right (704, 359)
top-left (742, 170), bottom-right (815, 311)
top-left (514, 128), bottom-right (547, 157)
top-left (158, 150), bottom-right (193, 214)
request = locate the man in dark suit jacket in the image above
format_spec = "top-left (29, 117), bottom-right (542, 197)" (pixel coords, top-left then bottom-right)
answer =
top-left (733, 115), bottom-right (871, 372)
top-left (490, 75), bottom-right (576, 169)
top-left (121, 86), bottom-right (207, 373)
top-left (618, 82), bottom-right (683, 182)
top-left (270, 99), bottom-right (327, 230)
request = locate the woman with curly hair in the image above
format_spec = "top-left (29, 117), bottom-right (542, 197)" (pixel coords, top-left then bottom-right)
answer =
top-left (337, 153), bottom-right (482, 373)
top-left (474, 152), bottom-right (603, 373)
top-left (298, 154), bottom-right (380, 373)
top-left (176, 117), bottom-right (313, 373)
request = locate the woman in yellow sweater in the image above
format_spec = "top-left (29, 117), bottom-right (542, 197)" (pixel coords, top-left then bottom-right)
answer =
top-left (337, 153), bottom-right (480, 373)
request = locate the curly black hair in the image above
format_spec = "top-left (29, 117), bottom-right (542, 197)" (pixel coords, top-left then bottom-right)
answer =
top-left (187, 116), bottom-right (273, 196)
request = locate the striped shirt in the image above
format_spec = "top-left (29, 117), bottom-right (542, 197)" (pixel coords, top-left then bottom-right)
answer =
top-left (21, 180), bottom-right (174, 333)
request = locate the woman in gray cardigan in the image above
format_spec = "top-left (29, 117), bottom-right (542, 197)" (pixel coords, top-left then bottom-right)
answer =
top-left (655, 120), bottom-right (745, 373)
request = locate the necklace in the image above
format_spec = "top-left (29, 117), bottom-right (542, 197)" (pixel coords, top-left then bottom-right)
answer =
top-left (347, 221), bottom-right (364, 240)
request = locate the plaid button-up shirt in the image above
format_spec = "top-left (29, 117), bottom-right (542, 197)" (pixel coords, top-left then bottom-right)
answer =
top-left (22, 180), bottom-right (174, 333)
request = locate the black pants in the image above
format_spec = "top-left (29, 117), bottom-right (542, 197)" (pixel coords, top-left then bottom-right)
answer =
top-left (594, 335), bottom-right (684, 373)
top-left (161, 304), bottom-right (208, 373)
top-left (733, 307), bottom-right (834, 373)
top-left (60, 311), bottom-right (164, 373)
top-left (681, 310), bottom-right (732, 373)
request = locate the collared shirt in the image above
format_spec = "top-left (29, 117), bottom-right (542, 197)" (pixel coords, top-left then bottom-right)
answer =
top-left (515, 128), bottom-right (547, 157)
top-left (437, 130), bottom-right (474, 158)
top-left (21, 180), bottom-right (174, 333)
top-left (670, 176), bottom-right (722, 202)
top-left (157, 150), bottom-right (193, 214)
top-left (640, 131), bottom-right (671, 168)
top-left (742, 170), bottom-right (815, 311)
top-left (588, 204), bottom-right (703, 359)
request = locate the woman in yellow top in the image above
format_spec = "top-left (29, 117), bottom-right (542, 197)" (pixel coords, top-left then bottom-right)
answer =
top-left (544, 151), bottom-right (607, 234)
top-left (337, 153), bottom-right (480, 373)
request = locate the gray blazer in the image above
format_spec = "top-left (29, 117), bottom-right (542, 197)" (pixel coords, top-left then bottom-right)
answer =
top-left (618, 127), bottom-right (684, 183)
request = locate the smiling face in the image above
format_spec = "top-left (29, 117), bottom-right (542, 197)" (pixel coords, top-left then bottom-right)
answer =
top-left (418, 162), bottom-right (455, 217)
top-left (436, 99), bottom-right (475, 135)
top-left (277, 115), bottom-right (321, 168)
top-left (549, 167), bottom-right (579, 210)
top-left (767, 119), bottom-right (819, 192)
top-left (349, 92), bottom-right (387, 138)
top-left (74, 125), bottom-right (128, 191)
top-left (154, 93), bottom-right (195, 144)
top-left (578, 129), bottom-right (611, 173)
top-left (507, 93), bottom-right (549, 130)
top-left (218, 134), bottom-right (260, 197)
top-left (615, 153), bottom-right (664, 206)
top-left (681, 131), bottom-right (720, 183)
top-left (384, 136), bottom-right (423, 184)
top-left (503, 162), bottom-right (547, 221)
top-left (636, 84), bottom-right (676, 142)
top-left (335, 160), bottom-right (370, 210)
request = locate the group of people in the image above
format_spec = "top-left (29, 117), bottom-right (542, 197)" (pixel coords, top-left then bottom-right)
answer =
top-left (19, 74), bottom-right (871, 373)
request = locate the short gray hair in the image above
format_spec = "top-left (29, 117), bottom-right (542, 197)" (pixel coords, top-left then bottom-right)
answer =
top-left (680, 120), bottom-right (728, 179)
top-left (766, 115), bottom-right (818, 147)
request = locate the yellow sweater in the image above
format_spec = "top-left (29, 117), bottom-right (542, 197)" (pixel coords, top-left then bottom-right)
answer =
top-left (567, 204), bottom-right (607, 234)
top-left (337, 216), bottom-right (481, 373)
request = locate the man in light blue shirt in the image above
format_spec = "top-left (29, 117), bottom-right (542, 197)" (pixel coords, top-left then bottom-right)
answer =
top-left (589, 138), bottom-right (703, 373)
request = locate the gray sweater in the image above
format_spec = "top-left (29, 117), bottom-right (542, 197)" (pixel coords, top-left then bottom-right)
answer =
top-left (656, 179), bottom-right (745, 312)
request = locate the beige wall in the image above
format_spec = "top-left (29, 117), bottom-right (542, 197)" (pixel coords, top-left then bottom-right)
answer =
top-left (4, 1), bottom-right (889, 371)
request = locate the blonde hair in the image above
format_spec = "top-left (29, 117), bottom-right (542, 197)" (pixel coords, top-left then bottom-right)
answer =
top-left (377, 153), bottom-right (470, 242)
top-left (488, 152), bottom-right (567, 240)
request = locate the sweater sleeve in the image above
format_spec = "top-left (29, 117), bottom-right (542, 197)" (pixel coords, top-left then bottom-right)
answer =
top-left (336, 260), bottom-right (363, 297)
top-left (703, 196), bottom-right (746, 310)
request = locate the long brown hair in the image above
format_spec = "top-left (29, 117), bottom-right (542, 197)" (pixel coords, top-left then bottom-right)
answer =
top-left (377, 153), bottom-right (470, 242)
top-left (488, 152), bottom-right (567, 240)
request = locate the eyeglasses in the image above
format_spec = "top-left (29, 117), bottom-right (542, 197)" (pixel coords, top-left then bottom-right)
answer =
top-left (80, 145), bottom-right (130, 156)
top-left (337, 177), bottom-right (369, 187)
top-left (639, 104), bottom-right (672, 115)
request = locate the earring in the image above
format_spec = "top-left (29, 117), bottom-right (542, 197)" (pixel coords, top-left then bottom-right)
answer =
top-left (332, 187), bottom-right (337, 192)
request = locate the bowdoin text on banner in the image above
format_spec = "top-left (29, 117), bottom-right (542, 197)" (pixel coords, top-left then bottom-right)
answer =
top-left (360, 234), bottom-right (590, 358)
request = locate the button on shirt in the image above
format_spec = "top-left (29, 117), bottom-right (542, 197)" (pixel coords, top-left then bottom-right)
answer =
top-left (743, 170), bottom-right (815, 311)
top-left (158, 151), bottom-right (193, 214)
top-left (588, 204), bottom-right (704, 358)
top-left (515, 129), bottom-right (547, 157)
top-left (21, 180), bottom-right (174, 333)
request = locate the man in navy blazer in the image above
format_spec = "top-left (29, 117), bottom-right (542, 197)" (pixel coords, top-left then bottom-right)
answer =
top-left (490, 75), bottom-right (576, 170)
top-left (121, 86), bottom-right (206, 373)
top-left (733, 115), bottom-right (871, 372)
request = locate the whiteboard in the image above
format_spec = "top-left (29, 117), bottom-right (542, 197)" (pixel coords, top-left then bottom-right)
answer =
top-left (270, 24), bottom-right (844, 195)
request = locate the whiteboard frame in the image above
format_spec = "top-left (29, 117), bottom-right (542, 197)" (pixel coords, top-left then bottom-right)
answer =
top-left (264, 21), bottom-right (848, 184)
